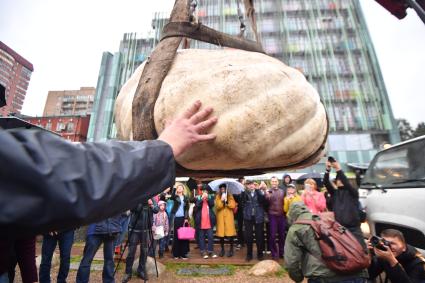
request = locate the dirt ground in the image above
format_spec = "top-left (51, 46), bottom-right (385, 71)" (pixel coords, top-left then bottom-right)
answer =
top-left (12, 264), bottom-right (295, 283)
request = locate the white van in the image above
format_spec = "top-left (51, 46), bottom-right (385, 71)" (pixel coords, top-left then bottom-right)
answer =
top-left (361, 135), bottom-right (425, 253)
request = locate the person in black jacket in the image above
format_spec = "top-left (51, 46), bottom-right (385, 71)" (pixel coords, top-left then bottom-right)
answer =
top-left (368, 229), bottom-right (425, 283)
top-left (76, 215), bottom-right (122, 283)
top-left (234, 177), bottom-right (246, 249)
top-left (122, 198), bottom-right (158, 282)
top-left (323, 159), bottom-right (365, 248)
top-left (170, 184), bottom-right (190, 259)
top-left (242, 180), bottom-right (266, 261)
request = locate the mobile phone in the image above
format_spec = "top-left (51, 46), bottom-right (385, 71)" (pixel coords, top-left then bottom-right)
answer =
top-left (328, 156), bottom-right (336, 163)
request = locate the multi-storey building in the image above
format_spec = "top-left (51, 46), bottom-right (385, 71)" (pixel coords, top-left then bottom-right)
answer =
top-left (88, 0), bottom-right (399, 171)
top-left (25, 114), bottom-right (91, 142)
top-left (87, 33), bottom-right (154, 142)
top-left (0, 41), bottom-right (34, 117)
top-left (151, 0), bottom-right (399, 170)
top-left (43, 87), bottom-right (95, 116)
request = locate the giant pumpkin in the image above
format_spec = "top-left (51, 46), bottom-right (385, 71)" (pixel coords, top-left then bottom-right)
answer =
top-left (115, 49), bottom-right (328, 172)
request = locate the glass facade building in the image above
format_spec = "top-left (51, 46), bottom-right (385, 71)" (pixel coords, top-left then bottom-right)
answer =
top-left (87, 33), bottom-right (154, 141)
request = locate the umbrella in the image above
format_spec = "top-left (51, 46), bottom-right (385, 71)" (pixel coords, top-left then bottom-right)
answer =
top-left (208, 178), bottom-right (244, 195)
top-left (296, 172), bottom-right (323, 187)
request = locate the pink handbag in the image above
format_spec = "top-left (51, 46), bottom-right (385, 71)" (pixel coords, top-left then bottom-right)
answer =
top-left (177, 223), bottom-right (195, 240)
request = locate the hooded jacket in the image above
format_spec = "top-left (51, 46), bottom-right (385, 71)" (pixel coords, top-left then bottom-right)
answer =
top-left (323, 170), bottom-right (360, 228)
top-left (284, 202), bottom-right (368, 283)
top-left (368, 244), bottom-right (425, 283)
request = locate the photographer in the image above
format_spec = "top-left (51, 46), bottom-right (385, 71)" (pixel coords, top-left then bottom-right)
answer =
top-left (368, 229), bottom-right (425, 283)
top-left (122, 198), bottom-right (158, 282)
top-left (323, 158), bottom-right (365, 248)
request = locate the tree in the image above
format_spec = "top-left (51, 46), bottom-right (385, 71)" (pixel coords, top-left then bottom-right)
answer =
top-left (397, 118), bottom-right (414, 141)
top-left (413, 122), bottom-right (425, 138)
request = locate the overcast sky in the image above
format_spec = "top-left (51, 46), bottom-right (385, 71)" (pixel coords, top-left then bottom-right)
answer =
top-left (1, 0), bottom-right (424, 126)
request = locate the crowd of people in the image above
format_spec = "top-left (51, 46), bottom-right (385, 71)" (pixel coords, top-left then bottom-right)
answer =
top-left (3, 160), bottom-right (425, 283)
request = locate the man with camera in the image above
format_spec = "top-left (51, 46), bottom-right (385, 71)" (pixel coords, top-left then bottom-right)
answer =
top-left (368, 229), bottom-right (425, 283)
top-left (323, 157), bottom-right (365, 248)
top-left (122, 198), bottom-right (158, 282)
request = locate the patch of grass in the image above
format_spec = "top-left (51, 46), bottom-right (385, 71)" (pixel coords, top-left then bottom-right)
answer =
top-left (166, 263), bottom-right (237, 277)
top-left (70, 256), bottom-right (82, 263)
top-left (275, 267), bottom-right (287, 278)
top-left (70, 255), bottom-right (103, 265)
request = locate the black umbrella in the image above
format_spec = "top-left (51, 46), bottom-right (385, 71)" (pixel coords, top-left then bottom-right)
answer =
top-left (0, 84), bottom-right (6, 108)
top-left (296, 172), bottom-right (323, 187)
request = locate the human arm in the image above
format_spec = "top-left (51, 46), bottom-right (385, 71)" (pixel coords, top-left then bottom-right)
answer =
top-left (0, 129), bottom-right (175, 236)
top-left (284, 197), bottom-right (290, 214)
top-left (284, 229), bottom-right (305, 283)
top-left (315, 192), bottom-right (327, 213)
top-left (226, 195), bottom-right (236, 209)
top-left (208, 195), bottom-right (215, 208)
top-left (215, 195), bottom-right (224, 210)
top-left (151, 198), bottom-right (159, 214)
top-left (323, 164), bottom-right (336, 195)
top-left (373, 247), bottom-right (413, 283)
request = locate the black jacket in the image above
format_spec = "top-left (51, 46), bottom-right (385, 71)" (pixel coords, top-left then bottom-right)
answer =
top-left (0, 129), bottom-right (176, 236)
top-left (170, 189), bottom-right (189, 219)
top-left (129, 199), bottom-right (159, 232)
top-left (323, 170), bottom-right (360, 228)
top-left (368, 244), bottom-right (425, 283)
top-left (242, 190), bottom-right (266, 223)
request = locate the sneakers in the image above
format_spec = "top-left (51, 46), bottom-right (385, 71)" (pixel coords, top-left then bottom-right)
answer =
top-left (121, 274), bottom-right (131, 283)
top-left (266, 250), bottom-right (271, 255)
top-left (219, 249), bottom-right (225, 257)
top-left (201, 251), bottom-right (209, 259)
top-left (209, 252), bottom-right (218, 258)
top-left (182, 256), bottom-right (189, 260)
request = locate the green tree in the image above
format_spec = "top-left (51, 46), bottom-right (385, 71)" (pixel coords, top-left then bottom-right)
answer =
top-left (397, 118), bottom-right (414, 141)
top-left (413, 122), bottom-right (425, 138)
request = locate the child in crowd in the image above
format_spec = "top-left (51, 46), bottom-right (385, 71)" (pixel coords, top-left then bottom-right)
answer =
top-left (152, 201), bottom-right (169, 258)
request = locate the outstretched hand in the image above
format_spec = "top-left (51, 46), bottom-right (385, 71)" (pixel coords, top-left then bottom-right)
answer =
top-left (158, 100), bottom-right (218, 158)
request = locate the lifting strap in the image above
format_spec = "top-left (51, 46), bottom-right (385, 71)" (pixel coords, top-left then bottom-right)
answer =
top-left (161, 21), bottom-right (265, 53)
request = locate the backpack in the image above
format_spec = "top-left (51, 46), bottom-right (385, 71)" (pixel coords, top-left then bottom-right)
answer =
top-left (295, 213), bottom-right (370, 273)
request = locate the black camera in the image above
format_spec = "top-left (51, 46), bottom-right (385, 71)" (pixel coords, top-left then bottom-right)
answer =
top-left (370, 235), bottom-right (390, 251)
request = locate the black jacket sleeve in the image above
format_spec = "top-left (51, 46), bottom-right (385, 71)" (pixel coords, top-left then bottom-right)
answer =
top-left (323, 171), bottom-right (336, 195)
top-left (336, 170), bottom-right (359, 198)
top-left (0, 129), bottom-right (176, 237)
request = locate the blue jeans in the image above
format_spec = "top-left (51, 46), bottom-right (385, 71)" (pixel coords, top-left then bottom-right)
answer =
top-left (76, 234), bottom-right (116, 283)
top-left (199, 228), bottom-right (214, 253)
top-left (0, 273), bottom-right (8, 283)
top-left (308, 278), bottom-right (366, 283)
top-left (151, 237), bottom-right (167, 255)
top-left (39, 230), bottom-right (74, 283)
